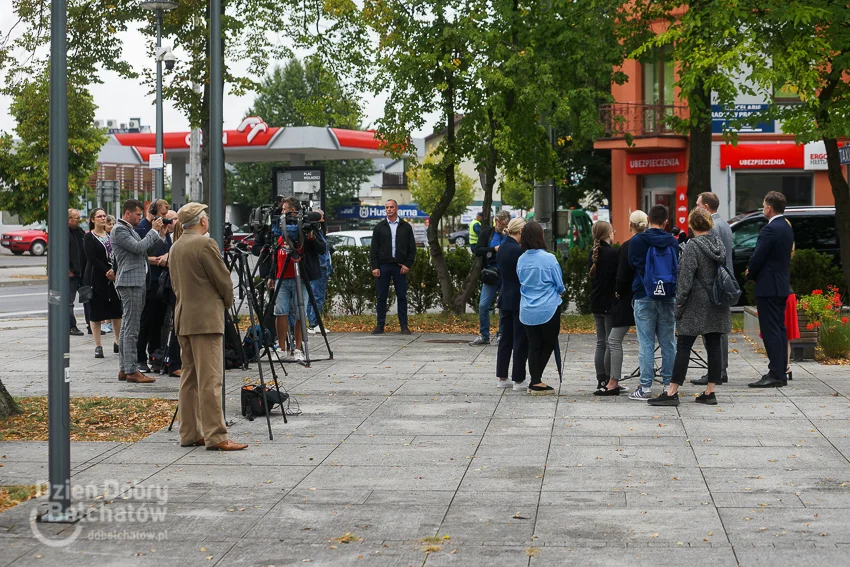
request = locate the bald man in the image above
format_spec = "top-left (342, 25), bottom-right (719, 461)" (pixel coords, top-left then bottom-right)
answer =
top-left (68, 208), bottom-right (90, 336)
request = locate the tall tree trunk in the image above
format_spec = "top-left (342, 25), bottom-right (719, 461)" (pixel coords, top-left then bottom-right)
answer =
top-left (0, 378), bottom-right (21, 418)
top-left (817, 77), bottom-right (850, 294)
top-left (822, 137), bottom-right (850, 294)
top-left (451, 116), bottom-right (498, 313)
top-left (427, 78), bottom-right (461, 313)
top-left (687, 77), bottom-right (712, 206)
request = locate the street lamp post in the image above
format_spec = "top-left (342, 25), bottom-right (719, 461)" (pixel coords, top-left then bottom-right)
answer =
top-left (140, 1), bottom-right (178, 201)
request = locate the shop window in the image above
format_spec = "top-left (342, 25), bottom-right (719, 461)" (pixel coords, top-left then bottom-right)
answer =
top-left (735, 173), bottom-right (813, 214)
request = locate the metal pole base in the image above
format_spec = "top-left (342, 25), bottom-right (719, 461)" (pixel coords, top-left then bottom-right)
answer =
top-left (38, 508), bottom-right (80, 523)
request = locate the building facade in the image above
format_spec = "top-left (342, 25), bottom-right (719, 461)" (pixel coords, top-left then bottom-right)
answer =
top-left (595, 56), bottom-right (843, 240)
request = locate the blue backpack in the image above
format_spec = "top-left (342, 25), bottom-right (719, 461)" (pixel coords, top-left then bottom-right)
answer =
top-left (642, 243), bottom-right (678, 300)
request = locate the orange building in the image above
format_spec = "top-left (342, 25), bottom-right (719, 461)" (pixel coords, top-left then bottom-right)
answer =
top-left (595, 54), bottom-right (842, 241)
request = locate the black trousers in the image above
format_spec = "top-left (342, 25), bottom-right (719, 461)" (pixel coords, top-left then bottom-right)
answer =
top-left (524, 308), bottom-right (560, 385)
top-left (376, 263), bottom-right (408, 328)
top-left (496, 309), bottom-right (528, 382)
top-left (672, 333), bottom-right (722, 386)
top-left (756, 296), bottom-right (788, 381)
top-left (137, 287), bottom-right (167, 363)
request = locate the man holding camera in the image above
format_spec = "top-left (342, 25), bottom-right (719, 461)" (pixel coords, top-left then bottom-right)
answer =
top-left (267, 197), bottom-right (326, 361)
top-left (370, 199), bottom-right (416, 335)
top-left (112, 199), bottom-right (166, 384)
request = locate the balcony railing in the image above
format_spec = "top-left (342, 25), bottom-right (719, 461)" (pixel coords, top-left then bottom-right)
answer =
top-left (599, 103), bottom-right (688, 138)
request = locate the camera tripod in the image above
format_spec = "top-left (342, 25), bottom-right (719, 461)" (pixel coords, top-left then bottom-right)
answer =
top-left (263, 222), bottom-right (334, 368)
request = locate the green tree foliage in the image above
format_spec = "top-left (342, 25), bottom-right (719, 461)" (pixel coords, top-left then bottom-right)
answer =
top-left (499, 176), bottom-right (533, 212)
top-left (0, 75), bottom-right (105, 224)
top-left (407, 155), bottom-right (475, 217)
top-left (226, 58), bottom-right (373, 211)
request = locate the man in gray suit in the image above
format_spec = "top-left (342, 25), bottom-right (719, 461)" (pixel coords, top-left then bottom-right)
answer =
top-left (692, 192), bottom-right (734, 385)
top-left (112, 199), bottom-right (165, 384)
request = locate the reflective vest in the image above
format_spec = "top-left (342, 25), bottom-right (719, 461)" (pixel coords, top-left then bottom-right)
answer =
top-left (468, 219), bottom-right (481, 245)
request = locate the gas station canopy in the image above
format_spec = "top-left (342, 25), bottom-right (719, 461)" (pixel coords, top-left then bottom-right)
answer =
top-left (101, 118), bottom-right (391, 165)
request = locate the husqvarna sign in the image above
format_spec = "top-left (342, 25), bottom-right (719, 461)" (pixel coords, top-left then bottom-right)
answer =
top-left (336, 205), bottom-right (429, 219)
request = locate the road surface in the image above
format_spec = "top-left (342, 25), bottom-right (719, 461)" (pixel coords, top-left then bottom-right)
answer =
top-left (0, 285), bottom-right (84, 318)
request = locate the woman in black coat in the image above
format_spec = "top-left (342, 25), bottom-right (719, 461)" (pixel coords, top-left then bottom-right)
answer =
top-left (494, 217), bottom-right (529, 390)
top-left (83, 208), bottom-right (123, 359)
top-left (588, 221), bottom-right (619, 389)
top-left (595, 210), bottom-right (648, 396)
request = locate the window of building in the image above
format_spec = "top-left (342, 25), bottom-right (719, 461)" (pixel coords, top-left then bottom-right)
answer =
top-left (642, 46), bottom-right (676, 132)
top-left (735, 173), bottom-right (813, 214)
top-left (1, 211), bottom-right (21, 226)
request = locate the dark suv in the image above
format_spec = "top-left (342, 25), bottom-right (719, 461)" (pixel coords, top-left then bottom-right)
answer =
top-left (729, 206), bottom-right (839, 291)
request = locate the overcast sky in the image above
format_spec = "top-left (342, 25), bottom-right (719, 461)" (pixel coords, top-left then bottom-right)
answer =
top-left (0, 1), bottom-right (427, 138)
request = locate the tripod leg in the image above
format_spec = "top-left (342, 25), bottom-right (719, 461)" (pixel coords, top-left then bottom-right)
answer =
top-left (302, 275), bottom-right (333, 360)
top-left (292, 265), bottom-right (311, 367)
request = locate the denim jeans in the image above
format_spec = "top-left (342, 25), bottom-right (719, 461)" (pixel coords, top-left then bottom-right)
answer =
top-left (307, 266), bottom-right (330, 328)
top-left (478, 282), bottom-right (499, 340)
top-left (633, 298), bottom-right (676, 389)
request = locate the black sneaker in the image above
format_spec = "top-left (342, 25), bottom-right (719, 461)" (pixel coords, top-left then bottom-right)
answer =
top-left (695, 392), bottom-right (718, 405)
top-left (138, 363), bottom-right (151, 373)
top-left (400, 327), bottom-right (412, 335)
top-left (647, 391), bottom-right (680, 406)
top-left (94, 346), bottom-right (104, 359)
top-left (370, 327), bottom-right (385, 335)
top-left (70, 327), bottom-right (84, 336)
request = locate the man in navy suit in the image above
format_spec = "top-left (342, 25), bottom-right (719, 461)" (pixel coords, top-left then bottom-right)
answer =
top-left (747, 191), bottom-right (794, 388)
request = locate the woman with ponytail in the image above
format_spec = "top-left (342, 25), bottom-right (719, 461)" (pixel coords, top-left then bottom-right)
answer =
top-left (588, 221), bottom-right (619, 389)
top-left (595, 210), bottom-right (648, 396)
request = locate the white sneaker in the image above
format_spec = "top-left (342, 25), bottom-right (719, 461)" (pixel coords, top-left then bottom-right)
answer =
top-left (307, 326), bottom-right (317, 335)
top-left (513, 379), bottom-right (530, 392)
top-left (497, 378), bottom-right (513, 389)
top-left (294, 349), bottom-right (305, 362)
top-left (628, 385), bottom-right (652, 400)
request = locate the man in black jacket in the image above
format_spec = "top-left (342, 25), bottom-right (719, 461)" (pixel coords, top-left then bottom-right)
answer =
top-left (370, 199), bottom-right (416, 335)
top-left (68, 208), bottom-right (90, 336)
top-left (747, 191), bottom-right (794, 388)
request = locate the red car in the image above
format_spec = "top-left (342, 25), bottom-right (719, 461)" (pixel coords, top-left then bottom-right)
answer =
top-left (1, 227), bottom-right (49, 256)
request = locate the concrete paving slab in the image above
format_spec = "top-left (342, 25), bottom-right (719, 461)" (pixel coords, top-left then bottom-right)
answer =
top-left (2, 326), bottom-right (848, 564)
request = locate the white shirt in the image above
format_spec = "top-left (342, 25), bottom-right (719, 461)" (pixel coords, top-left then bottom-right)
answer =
top-left (768, 213), bottom-right (785, 224)
top-left (388, 217), bottom-right (399, 259)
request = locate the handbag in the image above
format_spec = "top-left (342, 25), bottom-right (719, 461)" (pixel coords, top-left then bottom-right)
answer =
top-left (78, 285), bottom-right (93, 303)
top-left (481, 266), bottom-right (500, 286)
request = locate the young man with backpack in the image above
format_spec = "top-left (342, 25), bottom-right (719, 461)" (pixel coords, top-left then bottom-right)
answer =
top-left (627, 205), bottom-right (679, 400)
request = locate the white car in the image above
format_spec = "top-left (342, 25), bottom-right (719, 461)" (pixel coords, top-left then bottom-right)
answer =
top-left (326, 230), bottom-right (373, 248)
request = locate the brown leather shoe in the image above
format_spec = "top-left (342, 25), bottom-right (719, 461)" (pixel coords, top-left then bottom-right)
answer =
top-left (206, 440), bottom-right (248, 451)
top-left (118, 371), bottom-right (127, 381)
top-left (127, 372), bottom-right (156, 383)
top-left (169, 369), bottom-right (182, 377)
top-left (180, 438), bottom-right (204, 447)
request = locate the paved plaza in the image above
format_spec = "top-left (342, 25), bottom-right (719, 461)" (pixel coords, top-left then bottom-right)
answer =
top-left (1, 317), bottom-right (849, 566)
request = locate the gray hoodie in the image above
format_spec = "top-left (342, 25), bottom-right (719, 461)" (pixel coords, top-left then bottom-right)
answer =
top-left (675, 233), bottom-right (732, 336)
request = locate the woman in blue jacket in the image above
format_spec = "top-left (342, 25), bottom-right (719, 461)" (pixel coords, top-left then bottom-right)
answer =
top-left (516, 222), bottom-right (564, 394)
top-left (495, 217), bottom-right (529, 390)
